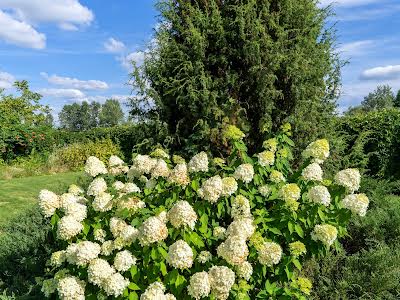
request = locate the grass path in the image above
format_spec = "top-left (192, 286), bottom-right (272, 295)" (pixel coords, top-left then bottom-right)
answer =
top-left (0, 172), bottom-right (82, 226)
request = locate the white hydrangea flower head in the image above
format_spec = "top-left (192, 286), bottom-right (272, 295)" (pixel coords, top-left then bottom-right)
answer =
top-left (258, 241), bottom-right (282, 266)
top-left (302, 162), bottom-right (323, 181)
top-left (213, 226), bottom-right (226, 240)
top-left (165, 294), bottom-right (176, 300)
top-left (302, 139), bottom-right (330, 163)
top-left (280, 183), bottom-right (301, 201)
top-left (122, 182), bottom-right (141, 194)
top-left (50, 250), bottom-right (66, 267)
top-left (226, 218), bottom-right (255, 241)
top-left (138, 215), bottom-right (168, 246)
top-left (342, 193), bottom-right (369, 217)
top-left (117, 197), bottom-right (145, 215)
top-left (233, 163), bottom-right (254, 183)
top-left (188, 272), bottom-right (211, 300)
top-left (167, 200), bottom-right (197, 230)
top-left (92, 192), bottom-right (113, 212)
top-left (188, 152), bottom-right (209, 173)
top-left (110, 217), bottom-right (128, 238)
top-left (335, 168), bottom-right (361, 193)
top-left (308, 185), bottom-right (331, 206)
top-left (103, 272), bottom-right (129, 298)
top-left (198, 175), bottom-right (223, 203)
top-left (94, 229), bottom-right (107, 243)
top-left (129, 154), bottom-right (157, 177)
top-left (167, 240), bottom-right (194, 270)
top-left (197, 251), bottom-right (212, 263)
top-left (112, 181), bottom-right (125, 191)
top-left (140, 282), bottom-right (166, 300)
top-left (217, 235), bottom-right (249, 265)
top-left (68, 184), bottom-right (84, 196)
top-left (119, 225), bottom-right (139, 245)
top-left (231, 195), bottom-right (251, 219)
top-left (259, 185), bottom-right (271, 197)
top-left (236, 261), bottom-right (253, 281)
top-left (269, 170), bottom-right (285, 183)
top-left (208, 266), bottom-right (235, 300)
top-left (87, 258), bottom-right (115, 287)
top-left (263, 138), bottom-right (278, 152)
top-left (57, 216), bottom-right (83, 241)
top-left (311, 224), bottom-right (338, 246)
top-left (38, 189), bottom-right (60, 217)
top-left (109, 155), bottom-right (125, 167)
top-left (85, 156), bottom-right (108, 177)
top-left (114, 250), bottom-right (137, 272)
top-left (42, 278), bottom-right (57, 297)
top-left (109, 165), bottom-right (129, 175)
top-left (151, 159), bottom-right (170, 178)
top-left (66, 241), bottom-right (101, 266)
top-left (257, 150), bottom-right (275, 167)
top-left (168, 163), bottom-right (190, 186)
top-left (57, 275), bottom-right (86, 300)
top-left (101, 240), bottom-right (114, 256)
top-left (157, 211), bottom-right (168, 223)
top-left (87, 177), bottom-right (107, 196)
top-left (60, 193), bottom-right (79, 209)
top-left (63, 202), bottom-right (87, 222)
top-left (221, 177), bottom-right (238, 196)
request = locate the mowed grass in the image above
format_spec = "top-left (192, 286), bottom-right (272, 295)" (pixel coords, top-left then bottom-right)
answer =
top-left (0, 172), bottom-right (83, 226)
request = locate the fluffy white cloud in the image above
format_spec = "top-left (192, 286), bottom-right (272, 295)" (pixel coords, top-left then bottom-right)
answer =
top-left (41, 73), bottom-right (108, 90)
top-left (119, 52), bottom-right (145, 71)
top-left (319, 0), bottom-right (379, 7)
top-left (0, 0), bottom-right (93, 27)
top-left (0, 71), bottom-right (15, 89)
top-left (337, 40), bottom-right (376, 56)
top-left (0, 10), bottom-right (45, 49)
top-left (104, 38), bottom-right (126, 53)
top-left (39, 88), bottom-right (86, 99)
top-left (360, 65), bottom-right (400, 80)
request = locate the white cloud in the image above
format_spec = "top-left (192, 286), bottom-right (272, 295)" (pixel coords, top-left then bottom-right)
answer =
top-left (0, 71), bottom-right (15, 89)
top-left (41, 72), bottom-right (108, 90)
top-left (360, 65), bottom-right (400, 80)
top-left (104, 38), bottom-right (126, 53)
top-left (319, 0), bottom-right (379, 7)
top-left (58, 22), bottom-right (79, 31)
top-left (336, 40), bottom-right (376, 56)
top-left (0, 0), bottom-right (94, 27)
top-left (119, 51), bottom-right (145, 71)
top-left (0, 10), bottom-right (45, 49)
top-left (39, 88), bottom-right (86, 99)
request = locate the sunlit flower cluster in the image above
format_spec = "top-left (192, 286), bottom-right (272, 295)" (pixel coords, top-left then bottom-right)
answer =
top-left (168, 163), bottom-right (190, 186)
top-left (39, 190), bottom-right (60, 217)
top-left (221, 177), bottom-right (238, 196)
top-left (138, 215), bottom-right (168, 246)
top-left (233, 164), bottom-right (254, 183)
top-left (236, 261), bottom-right (253, 281)
top-left (335, 168), bottom-right (361, 193)
top-left (308, 185), bottom-right (331, 206)
top-left (270, 170), bottom-right (285, 183)
top-left (188, 152), bottom-right (209, 173)
top-left (342, 193), bottom-right (369, 216)
top-left (302, 139), bottom-right (330, 164)
top-left (302, 162), bottom-right (323, 181)
top-left (198, 175), bottom-right (223, 203)
top-left (167, 240), bottom-right (194, 269)
top-left (311, 224), bottom-right (338, 246)
top-left (257, 242), bottom-right (282, 266)
top-left (167, 200), bottom-right (197, 229)
top-left (257, 150), bottom-right (275, 167)
top-left (208, 266), bottom-right (236, 300)
top-left (57, 275), bottom-right (86, 300)
top-left (188, 272), bottom-right (211, 300)
top-left (85, 156), bottom-right (108, 177)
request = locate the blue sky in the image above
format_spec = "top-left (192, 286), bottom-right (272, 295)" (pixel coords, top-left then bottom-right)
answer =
top-left (0, 0), bottom-right (399, 119)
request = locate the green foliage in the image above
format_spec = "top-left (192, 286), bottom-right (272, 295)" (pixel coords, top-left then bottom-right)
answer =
top-left (99, 99), bottom-right (125, 127)
top-left (49, 139), bottom-right (122, 171)
top-left (334, 109), bottom-right (400, 178)
top-left (346, 85), bottom-right (395, 115)
top-left (395, 90), bottom-right (400, 108)
top-left (304, 178), bottom-right (400, 299)
top-left (131, 0), bottom-right (341, 154)
top-left (42, 127), bottom-right (361, 299)
top-left (59, 99), bottom-right (125, 130)
top-left (0, 81), bottom-right (52, 161)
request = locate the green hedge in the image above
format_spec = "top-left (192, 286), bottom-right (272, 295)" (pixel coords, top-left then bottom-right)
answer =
top-left (334, 109), bottom-right (400, 179)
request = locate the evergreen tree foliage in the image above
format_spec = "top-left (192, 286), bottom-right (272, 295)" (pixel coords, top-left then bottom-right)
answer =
top-left (130, 0), bottom-right (342, 154)
top-left (394, 89), bottom-right (400, 108)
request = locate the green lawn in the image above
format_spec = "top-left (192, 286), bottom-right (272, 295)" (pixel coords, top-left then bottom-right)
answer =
top-left (0, 172), bottom-right (83, 226)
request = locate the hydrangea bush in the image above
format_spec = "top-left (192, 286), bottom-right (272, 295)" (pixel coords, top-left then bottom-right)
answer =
top-left (39, 125), bottom-right (369, 300)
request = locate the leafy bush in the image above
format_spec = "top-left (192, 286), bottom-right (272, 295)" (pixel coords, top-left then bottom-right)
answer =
top-left (335, 109), bottom-right (400, 179)
top-left (49, 139), bottom-right (122, 171)
top-left (38, 125), bottom-right (369, 299)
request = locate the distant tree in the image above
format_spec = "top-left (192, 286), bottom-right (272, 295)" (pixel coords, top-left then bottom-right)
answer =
top-left (395, 90), bottom-right (400, 108)
top-left (89, 101), bottom-right (101, 128)
top-left (99, 99), bottom-right (124, 127)
top-left (360, 85), bottom-right (394, 111)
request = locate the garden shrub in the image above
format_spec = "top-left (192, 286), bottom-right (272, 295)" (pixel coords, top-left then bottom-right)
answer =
top-left (335, 109), bottom-right (400, 179)
top-left (48, 139), bottom-right (122, 171)
top-left (37, 125), bottom-right (369, 299)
